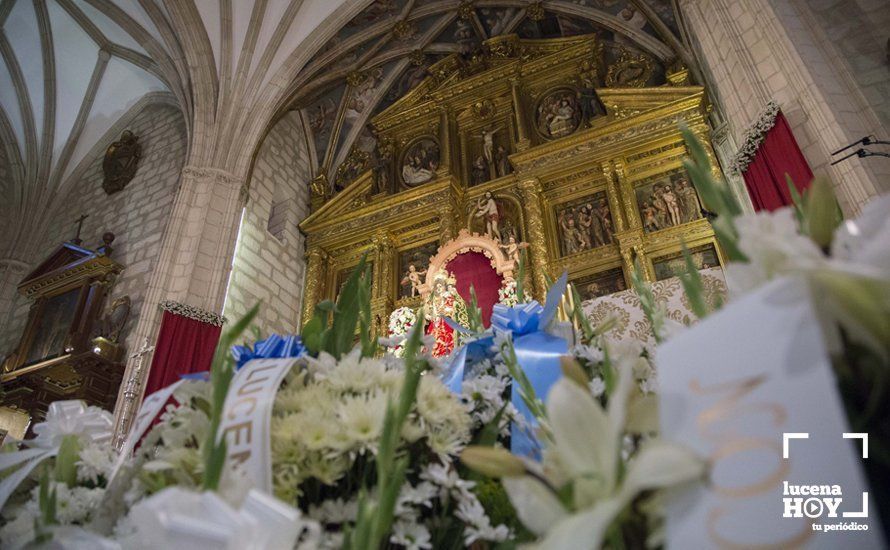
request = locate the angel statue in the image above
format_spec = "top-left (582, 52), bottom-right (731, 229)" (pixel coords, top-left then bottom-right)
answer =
top-left (499, 235), bottom-right (529, 264)
top-left (424, 270), bottom-right (468, 357)
top-left (400, 264), bottom-right (427, 297)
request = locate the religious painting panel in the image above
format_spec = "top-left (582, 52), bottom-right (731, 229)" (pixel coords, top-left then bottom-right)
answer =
top-left (651, 243), bottom-right (720, 281)
top-left (634, 171), bottom-right (703, 233)
top-left (467, 193), bottom-right (523, 245)
top-left (24, 288), bottom-right (82, 366)
top-left (398, 241), bottom-right (439, 299)
top-left (554, 191), bottom-right (615, 257)
top-left (466, 123), bottom-right (512, 186)
top-left (535, 87), bottom-right (583, 140)
top-left (572, 267), bottom-right (627, 302)
top-left (400, 136), bottom-right (440, 187)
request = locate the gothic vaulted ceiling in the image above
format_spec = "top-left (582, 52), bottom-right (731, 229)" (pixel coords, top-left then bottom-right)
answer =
top-left (290, 0), bottom-right (691, 182)
top-left (0, 0), bottom-right (367, 258)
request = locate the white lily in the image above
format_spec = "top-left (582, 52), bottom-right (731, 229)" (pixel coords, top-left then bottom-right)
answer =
top-left (501, 365), bottom-right (705, 549)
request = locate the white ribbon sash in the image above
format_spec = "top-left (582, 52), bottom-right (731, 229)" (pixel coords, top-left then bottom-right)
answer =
top-left (217, 358), bottom-right (296, 493)
top-left (111, 381), bottom-right (184, 479)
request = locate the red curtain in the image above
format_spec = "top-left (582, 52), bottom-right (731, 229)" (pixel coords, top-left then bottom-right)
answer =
top-left (143, 310), bottom-right (222, 396)
top-left (742, 112), bottom-right (814, 211)
top-left (446, 251), bottom-right (504, 327)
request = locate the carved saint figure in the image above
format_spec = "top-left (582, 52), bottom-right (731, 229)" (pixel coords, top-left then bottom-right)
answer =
top-left (477, 127), bottom-right (498, 166)
top-left (659, 184), bottom-right (682, 226)
top-left (400, 264), bottom-right (427, 297)
top-left (595, 199), bottom-right (614, 243)
top-left (675, 178), bottom-right (702, 223)
top-left (473, 192), bottom-right (502, 242)
top-left (495, 145), bottom-right (511, 178)
top-left (102, 130), bottom-right (142, 194)
top-left (471, 156), bottom-right (488, 186)
top-left (559, 214), bottom-right (585, 255)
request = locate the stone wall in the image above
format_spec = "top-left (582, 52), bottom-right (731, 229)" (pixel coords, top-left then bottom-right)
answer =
top-left (0, 103), bottom-right (187, 358)
top-left (222, 111), bottom-right (311, 335)
top-left (680, 0), bottom-right (889, 216)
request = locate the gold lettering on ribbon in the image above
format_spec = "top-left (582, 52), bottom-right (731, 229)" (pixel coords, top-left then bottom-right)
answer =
top-left (690, 374), bottom-right (802, 547)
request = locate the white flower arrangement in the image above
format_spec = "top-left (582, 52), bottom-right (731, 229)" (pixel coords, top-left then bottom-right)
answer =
top-left (498, 279), bottom-right (519, 307)
top-left (387, 306), bottom-right (418, 357)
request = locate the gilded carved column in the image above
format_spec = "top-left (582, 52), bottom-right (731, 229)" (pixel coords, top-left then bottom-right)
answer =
top-left (690, 124), bottom-right (725, 185)
top-left (518, 177), bottom-right (549, 299)
top-left (301, 246), bottom-right (329, 327)
top-left (439, 108), bottom-right (452, 176)
top-left (611, 159), bottom-right (640, 230)
top-left (438, 200), bottom-right (458, 244)
top-left (371, 233), bottom-right (395, 337)
top-left (510, 78), bottom-right (531, 151)
top-left (601, 162), bottom-right (627, 233)
top-left (372, 232), bottom-right (395, 300)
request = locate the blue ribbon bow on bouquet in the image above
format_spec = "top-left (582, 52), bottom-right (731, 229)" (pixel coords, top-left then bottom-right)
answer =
top-left (442, 272), bottom-right (570, 459)
top-left (180, 334), bottom-right (306, 381)
top-left (231, 334), bottom-right (306, 370)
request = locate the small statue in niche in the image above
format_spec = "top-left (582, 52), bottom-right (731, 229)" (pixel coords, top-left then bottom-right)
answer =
top-left (401, 264), bottom-right (427, 297)
top-left (102, 130), bottom-right (142, 195)
top-left (499, 235), bottom-right (529, 264)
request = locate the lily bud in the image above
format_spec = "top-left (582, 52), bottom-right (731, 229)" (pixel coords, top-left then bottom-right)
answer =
top-left (560, 356), bottom-right (588, 388)
top-left (804, 177), bottom-right (840, 250)
top-left (460, 446), bottom-right (526, 478)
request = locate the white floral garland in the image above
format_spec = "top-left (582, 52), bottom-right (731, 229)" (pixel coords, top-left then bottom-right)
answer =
top-left (159, 300), bottom-right (227, 327)
top-left (387, 306), bottom-right (418, 357)
top-left (498, 279), bottom-right (518, 307)
top-left (729, 100), bottom-right (780, 176)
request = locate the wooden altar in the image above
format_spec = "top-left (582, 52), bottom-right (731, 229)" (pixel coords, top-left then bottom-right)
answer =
top-left (299, 33), bottom-right (725, 334)
top-left (0, 235), bottom-right (127, 438)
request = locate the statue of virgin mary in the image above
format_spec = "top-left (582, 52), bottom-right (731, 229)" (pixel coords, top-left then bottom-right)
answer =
top-left (423, 270), bottom-right (468, 357)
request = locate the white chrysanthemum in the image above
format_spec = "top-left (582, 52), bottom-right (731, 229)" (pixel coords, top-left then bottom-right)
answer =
top-left (456, 492), bottom-right (511, 545)
top-left (337, 391), bottom-right (388, 450)
top-left (572, 343), bottom-right (605, 365)
top-left (0, 505), bottom-right (37, 549)
top-left (390, 520), bottom-right (432, 550)
top-left (76, 441), bottom-right (115, 484)
top-left (416, 375), bottom-right (465, 426)
top-left (323, 354), bottom-right (388, 394)
top-left (308, 497), bottom-right (359, 525)
top-left (588, 376), bottom-right (606, 398)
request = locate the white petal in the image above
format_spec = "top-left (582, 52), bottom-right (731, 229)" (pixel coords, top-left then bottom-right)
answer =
top-left (502, 476), bottom-right (568, 537)
top-left (546, 379), bottom-right (612, 483)
top-left (620, 440), bottom-right (706, 499)
top-left (536, 497), bottom-right (626, 550)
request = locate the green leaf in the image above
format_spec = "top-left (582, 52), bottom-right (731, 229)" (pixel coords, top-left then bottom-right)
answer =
top-left (678, 241), bottom-right (711, 320)
top-left (330, 254), bottom-right (369, 359)
top-left (803, 177), bottom-right (842, 249)
top-left (358, 264), bottom-right (377, 358)
top-left (53, 434), bottom-right (80, 487)
top-left (516, 248), bottom-right (527, 303)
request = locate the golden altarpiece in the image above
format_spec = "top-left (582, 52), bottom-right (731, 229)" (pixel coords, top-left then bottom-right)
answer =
top-left (0, 235), bottom-right (129, 438)
top-left (300, 34), bottom-right (725, 333)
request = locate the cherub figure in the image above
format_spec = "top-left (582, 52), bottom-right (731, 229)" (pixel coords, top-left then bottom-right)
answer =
top-left (400, 264), bottom-right (427, 297)
top-left (499, 235), bottom-right (529, 264)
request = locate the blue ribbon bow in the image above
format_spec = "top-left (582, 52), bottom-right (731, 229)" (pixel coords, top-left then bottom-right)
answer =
top-left (231, 334), bottom-right (306, 371)
top-left (440, 273), bottom-right (570, 459)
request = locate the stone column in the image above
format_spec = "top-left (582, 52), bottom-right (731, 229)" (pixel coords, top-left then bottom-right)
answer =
top-left (0, 259), bottom-right (29, 358)
top-left (511, 78), bottom-right (532, 151)
top-left (517, 177), bottom-right (550, 299)
top-left (301, 246), bottom-right (330, 326)
top-left (111, 165), bottom-right (246, 443)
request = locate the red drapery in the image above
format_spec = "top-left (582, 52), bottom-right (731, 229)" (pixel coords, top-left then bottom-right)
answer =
top-left (742, 111), bottom-right (814, 211)
top-left (143, 310), bottom-right (222, 396)
top-left (446, 251), bottom-right (503, 327)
